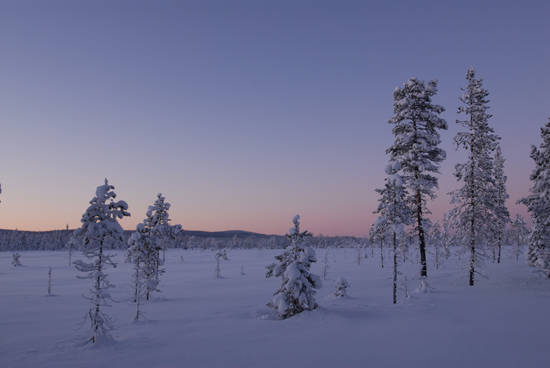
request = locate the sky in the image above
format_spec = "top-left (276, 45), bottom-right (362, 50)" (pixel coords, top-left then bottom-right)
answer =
top-left (1, 0), bottom-right (549, 237)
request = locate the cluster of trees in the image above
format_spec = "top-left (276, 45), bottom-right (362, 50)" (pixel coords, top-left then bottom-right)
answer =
top-left (2, 68), bottom-right (549, 332)
top-left (0, 228), bottom-right (73, 251)
top-left (371, 67), bottom-right (550, 298)
top-left (70, 180), bottom-right (194, 342)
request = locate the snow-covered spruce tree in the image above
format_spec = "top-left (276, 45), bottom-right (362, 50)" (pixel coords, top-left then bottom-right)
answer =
top-left (370, 220), bottom-right (387, 268)
top-left (447, 67), bottom-right (501, 286)
top-left (127, 193), bottom-right (181, 302)
top-left (146, 193), bottom-right (182, 266)
top-left (126, 222), bottom-right (153, 322)
top-left (387, 77), bottom-right (448, 278)
top-left (518, 118), bottom-right (550, 278)
top-left (73, 179), bottom-right (130, 344)
top-left (493, 145), bottom-right (511, 263)
top-left (510, 214), bottom-right (529, 261)
top-left (266, 215), bottom-right (322, 319)
top-left (430, 221), bottom-right (444, 270)
top-left (374, 161), bottom-right (411, 304)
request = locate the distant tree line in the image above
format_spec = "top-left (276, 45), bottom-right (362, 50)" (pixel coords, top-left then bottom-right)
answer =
top-left (0, 228), bottom-right (370, 252)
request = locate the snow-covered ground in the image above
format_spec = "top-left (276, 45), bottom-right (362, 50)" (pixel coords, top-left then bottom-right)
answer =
top-left (1, 248), bottom-right (549, 368)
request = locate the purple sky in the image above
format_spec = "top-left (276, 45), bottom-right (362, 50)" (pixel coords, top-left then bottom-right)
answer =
top-left (1, 0), bottom-right (549, 237)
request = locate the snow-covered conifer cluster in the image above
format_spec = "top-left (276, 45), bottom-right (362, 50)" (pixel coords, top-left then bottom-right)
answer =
top-left (127, 193), bottom-right (182, 321)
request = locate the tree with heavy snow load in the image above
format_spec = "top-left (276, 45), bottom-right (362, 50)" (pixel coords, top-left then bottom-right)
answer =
top-left (266, 215), bottom-right (322, 319)
top-left (519, 118), bottom-right (550, 278)
top-left (374, 160), bottom-right (411, 304)
top-left (447, 67), bottom-right (505, 285)
top-left (127, 193), bottom-right (181, 307)
top-left (73, 179), bottom-right (130, 344)
top-left (387, 77), bottom-right (447, 279)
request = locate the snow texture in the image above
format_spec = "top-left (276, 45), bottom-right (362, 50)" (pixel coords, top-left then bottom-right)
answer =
top-left (1, 249), bottom-right (549, 368)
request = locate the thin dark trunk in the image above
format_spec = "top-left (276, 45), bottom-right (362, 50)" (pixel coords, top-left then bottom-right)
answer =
top-left (497, 232), bottom-right (502, 264)
top-left (380, 238), bottom-right (384, 268)
top-left (393, 232), bottom-right (397, 304)
top-left (469, 222), bottom-right (475, 286)
top-left (417, 190), bottom-right (427, 278)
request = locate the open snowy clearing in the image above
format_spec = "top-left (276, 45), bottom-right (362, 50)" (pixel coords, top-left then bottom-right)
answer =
top-left (1, 248), bottom-right (549, 368)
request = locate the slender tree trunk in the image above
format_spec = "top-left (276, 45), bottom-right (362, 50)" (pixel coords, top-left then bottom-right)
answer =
top-left (469, 222), bottom-right (475, 286)
top-left (93, 241), bottom-right (103, 342)
top-left (393, 232), bottom-right (397, 304)
top-left (380, 238), bottom-right (384, 268)
top-left (497, 231), bottom-right (502, 264)
top-left (417, 190), bottom-right (427, 278)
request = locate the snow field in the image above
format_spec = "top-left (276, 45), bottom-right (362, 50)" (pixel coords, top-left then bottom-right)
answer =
top-left (1, 248), bottom-right (549, 368)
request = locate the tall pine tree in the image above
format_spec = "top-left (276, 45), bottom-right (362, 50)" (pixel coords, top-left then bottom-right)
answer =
top-left (387, 77), bottom-right (447, 278)
top-left (448, 67), bottom-right (501, 285)
top-left (518, 118), bottom-right (550, 278)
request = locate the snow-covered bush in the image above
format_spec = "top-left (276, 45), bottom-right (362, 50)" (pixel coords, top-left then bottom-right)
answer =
top-left (266, 215), bottom-right (322, 319)
top-left (334, 277), bottom-right (349, 297)
top-left (73, 179), bottom-right (130, 344)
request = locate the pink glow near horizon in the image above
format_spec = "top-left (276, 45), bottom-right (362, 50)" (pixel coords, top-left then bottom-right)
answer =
top-left (0, 1), bottom-right (547, 237)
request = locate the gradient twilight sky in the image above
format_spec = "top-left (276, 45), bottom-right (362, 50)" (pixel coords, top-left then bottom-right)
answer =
top-left (1, 0), bottom-right (549, 237)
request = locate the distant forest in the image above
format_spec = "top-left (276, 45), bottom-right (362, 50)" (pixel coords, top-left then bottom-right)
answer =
top-left (0, 228), bottom-right (364, 252)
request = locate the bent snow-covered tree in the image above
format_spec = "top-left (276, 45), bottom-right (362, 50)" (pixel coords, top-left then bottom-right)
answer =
top-left (447, 67), bottom-right (502, 286)
top-left (73, 179), bottom-right (130, 344)
top-left (387, 77), bottom-right (447, 278)
top-left (266, 215), bottom-right (322, 319)
top-left (519, 118), bottom-right (550, 278)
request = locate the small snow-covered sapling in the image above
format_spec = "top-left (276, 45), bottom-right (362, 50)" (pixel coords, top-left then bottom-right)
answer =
top-left (334, 277), bottom-right (350, 297)
top-left (214, 250), bottom-right (227, 278)
top-left (12, 252), bottom-right (22, 267)
top-left (48, 267), bottom-right (52, 295)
